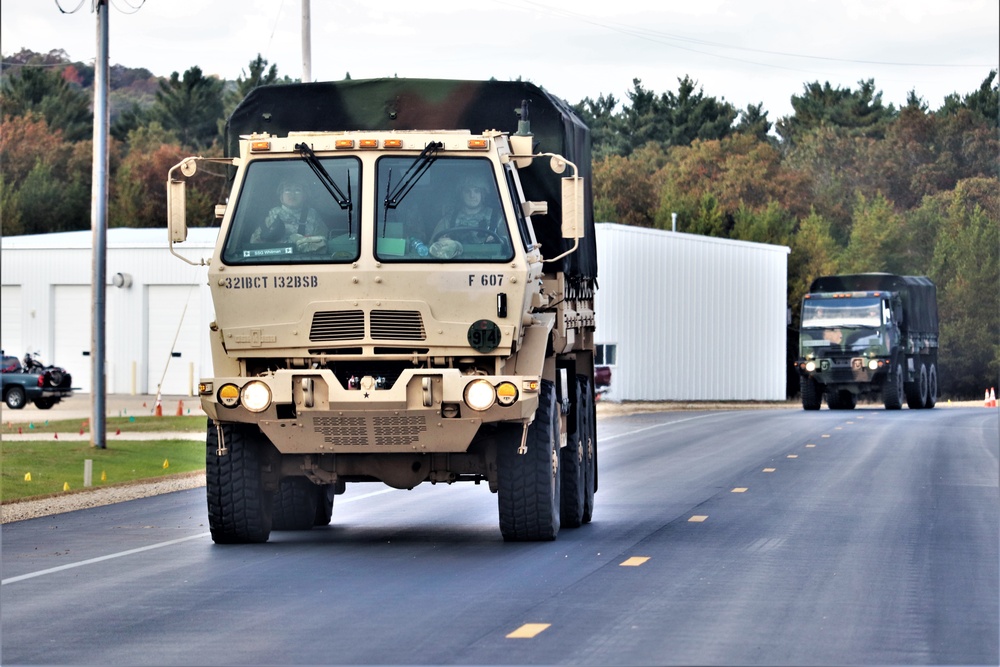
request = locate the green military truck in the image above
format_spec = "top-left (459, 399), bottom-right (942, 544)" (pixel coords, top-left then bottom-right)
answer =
top-left (166, 79), bottom-right (598, 543)
top-left (796, 273), bottom-right (939, 410)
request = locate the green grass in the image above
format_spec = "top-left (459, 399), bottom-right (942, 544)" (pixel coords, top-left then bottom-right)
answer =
top-left (1, 439), bottom-right (206, 503)
top-left (2, 416), bottom-right (208, 503)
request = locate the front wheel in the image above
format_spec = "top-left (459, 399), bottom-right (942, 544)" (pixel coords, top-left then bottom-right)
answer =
top-left (905, 363), bottom-right (928, 409)
top-left (497, 380), bottom-right (561, 541)
top-left (206, 422), bottom-right (273, 544)
top-left (882, 363), bottom-right (904, 410)
top-left (800, 376), bottom-right (822, 410)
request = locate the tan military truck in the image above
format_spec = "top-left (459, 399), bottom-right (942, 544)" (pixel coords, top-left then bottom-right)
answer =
top-left (167, 79), bottom-right (598, 543)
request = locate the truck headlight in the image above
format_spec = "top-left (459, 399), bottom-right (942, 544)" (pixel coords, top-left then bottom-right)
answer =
top-left (868, 359), bottom-right (880, 370)
top-left (805, 361), bottom-right (816, 372)
top-left (241, 381), bottom-right (272, 412)
top-left (464, 379), bottom-right (496, 411)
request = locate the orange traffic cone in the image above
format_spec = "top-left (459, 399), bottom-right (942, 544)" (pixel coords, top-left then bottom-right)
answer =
top-left (154, 398), bottom-right (163, 417)
top-left (990, 388), bottom-right (997, 408)
top-left (986, 389), bottom-right (992, 407)
top-left (176, 400), bottom-right (184, 416)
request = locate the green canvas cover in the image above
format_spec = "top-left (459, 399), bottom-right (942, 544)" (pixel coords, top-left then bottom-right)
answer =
top-left (226, 78), bottom-right (596, 283)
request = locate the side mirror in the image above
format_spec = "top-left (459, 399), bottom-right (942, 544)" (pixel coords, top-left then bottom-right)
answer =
top-left (167, 178), bottom-right (187, 243)
top-left (561, 176), bottom-right (584, 239)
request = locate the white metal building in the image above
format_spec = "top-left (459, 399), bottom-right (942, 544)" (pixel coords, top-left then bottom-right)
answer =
top-left (1, 228), bottom-right (218, 396)
top-left (594, 223), bottom-right (789, 402)
top-left (2, 224), bottom-right (788, 401)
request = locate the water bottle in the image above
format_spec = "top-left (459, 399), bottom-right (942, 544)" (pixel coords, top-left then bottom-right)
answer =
top-left (409, 237), bottom-right (429, 257)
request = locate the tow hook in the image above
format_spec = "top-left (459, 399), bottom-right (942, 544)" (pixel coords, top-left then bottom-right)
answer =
top-left (215, 422), bottom-right (228, 456)
top-left (517, 421), bottom-right (529, 455)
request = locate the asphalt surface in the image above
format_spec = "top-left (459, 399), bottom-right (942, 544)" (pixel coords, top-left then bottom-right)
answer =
top-left (2, 405), bottom-right (997, 666)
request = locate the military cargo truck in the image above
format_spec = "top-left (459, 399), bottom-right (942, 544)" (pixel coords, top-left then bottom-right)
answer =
top-left (166, 79), bottom-right (598, 543)
top-left (796, 273), bottom-right (939, 410)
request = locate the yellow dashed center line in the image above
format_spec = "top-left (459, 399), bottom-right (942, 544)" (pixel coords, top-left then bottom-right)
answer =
top-left (620, 556), bottom-right (650, 567)
top-left (732, 487), bottom-right (748, 493)
top-left (806, 444), bottom-right (816, 448)
top-left (763, 468), bottom-right (776, 473)
top-left (507, 623), bottom-right (551, 638)
top-left (787, 454), bottom-right (798, 459)
top-left (688, 515), bottom-right (709, 522)
top-left (821, 434), bottom-right (831, 438)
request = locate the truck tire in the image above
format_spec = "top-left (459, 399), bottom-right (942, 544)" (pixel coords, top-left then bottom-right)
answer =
top-left (579, 375), bottom-right (596, 524)
top-left (206, 421), bottom-right (273, 544)
top-left (882, 364), bottom-right (904, 410)
top-left (800, 376), bottom-right (822, 410)
top-left (497, 379), bottom-right (561, 541)
top-left (4, 386), bottom-right (26, 410)
top-left (828, 390), bottom-right (856, 410)
top-left (314, 485), bottom-right (335, 526)
top-left (560, 377), bottom-right (586, 528)
top-left (925, 363), bottom-right (938, 408)
top-left (905, 363), bottom-right (928, 409)
top-left (272, 477), bottom-right (320, 531)
top-left (33, 397), bottom-right (56, 410)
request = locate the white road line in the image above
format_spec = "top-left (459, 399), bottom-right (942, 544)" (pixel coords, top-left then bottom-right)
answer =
top-left (2, 533), bottom-right (211, 585)
top-left (2, 487), bottom-right (401, 586)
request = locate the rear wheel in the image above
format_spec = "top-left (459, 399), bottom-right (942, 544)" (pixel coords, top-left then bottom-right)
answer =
top-left (272, 477), bottom-right (321, 531)
top-left (314, 485), bottom-right (335, 526)
top-left (560, 376), bottom-right (586, 529)
top-left (800, 376), bottom-right (822, 410)
top-left (579, 375), bottom-right (596, 524)
top-left (882, 363), bottom-right (904, 410)
top-left (925, 363), bottom-right (938, 408)
top-left (906, 363), bottom-right (928, 409)
top-left (206, 422), bottom-right (273, 544)
top-left (498, 380), bottom-right (561, 542)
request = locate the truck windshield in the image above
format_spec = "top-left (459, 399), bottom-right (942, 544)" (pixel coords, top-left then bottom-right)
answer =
top-left (375, 156), bottom-right (514, 262)
top-left (221, 157), bottom-right (361, 265)
top-left (802, 297), bottom-right (882, 328)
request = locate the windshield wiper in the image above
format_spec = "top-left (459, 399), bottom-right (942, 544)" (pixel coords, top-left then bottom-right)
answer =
top-left (381, 141), bottom-right (442, 235)
top-left (295, 142), bottom-right (354, 236)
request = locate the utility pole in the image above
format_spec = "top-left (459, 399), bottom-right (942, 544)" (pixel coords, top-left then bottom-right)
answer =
top-left (302, 0), bottom-right (312, 82)
top-left (91, 0), bottom-right (110, 448)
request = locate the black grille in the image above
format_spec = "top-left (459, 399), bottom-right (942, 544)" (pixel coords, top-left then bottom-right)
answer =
top-left (370, 310), bottom-right (426, 341)
top-left (310, 310), bottom-right (364, 341)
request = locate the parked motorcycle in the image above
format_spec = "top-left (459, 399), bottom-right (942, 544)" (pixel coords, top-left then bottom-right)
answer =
top-left (22, 351), bottom-right (71, 388)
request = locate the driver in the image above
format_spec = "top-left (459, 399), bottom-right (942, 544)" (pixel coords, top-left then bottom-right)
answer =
top-left (429, 176), bottom-right (503, 258)
top-left (251, 180), bottom-right (327, 252)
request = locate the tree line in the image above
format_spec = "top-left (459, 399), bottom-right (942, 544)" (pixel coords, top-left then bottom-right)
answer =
top-left (1, 48), bottom-right (996, 398)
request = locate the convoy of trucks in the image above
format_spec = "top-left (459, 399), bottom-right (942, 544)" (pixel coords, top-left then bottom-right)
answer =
top-left (796, 273), bottom-right (939, 410)
top-left (167, 79), bottom-right (598, 543)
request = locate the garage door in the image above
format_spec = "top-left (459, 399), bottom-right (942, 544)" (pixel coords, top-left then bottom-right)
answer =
top-left (53, 285), bottom-right (94, 393)
top-left (147, 285), bottom-right (203, 396)
top-left (1, 285), bottom-right (22, 359)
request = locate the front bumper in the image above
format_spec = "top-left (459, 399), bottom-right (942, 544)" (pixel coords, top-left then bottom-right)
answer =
top-left (199, 368), bottom-right (540, 454)
top-left (797, 356), bottom-right (890, 387)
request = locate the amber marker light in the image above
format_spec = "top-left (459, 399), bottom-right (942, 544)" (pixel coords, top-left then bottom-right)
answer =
top-left (496, 381), bottom-right (518, 406)
top-left (335, 139), bottom-right (355, 149)
top-left (383, 139), bottom-right (403, 148)
top-left (250, 141), bottom-right (271, 152)
top-left (359, 139), bottom-right (379, 149)
top-left (468, 139), bottom-right (489, 149)
top-left (218, 383), bottom-right (240, 408)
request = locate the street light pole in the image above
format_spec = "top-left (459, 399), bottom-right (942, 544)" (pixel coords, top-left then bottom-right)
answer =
top-left (90, 0), bottom-right (110, 449)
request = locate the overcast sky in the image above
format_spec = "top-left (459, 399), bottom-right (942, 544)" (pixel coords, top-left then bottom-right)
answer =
top-left (2, 0), bottom-right (997, 119)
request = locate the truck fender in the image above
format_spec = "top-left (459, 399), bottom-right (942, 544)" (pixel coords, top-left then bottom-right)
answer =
top-left (514, 313), bottom-right (556, 381)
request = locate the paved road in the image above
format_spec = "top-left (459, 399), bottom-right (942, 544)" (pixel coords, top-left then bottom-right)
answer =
top-left (2, 407), bottom-right (997, 665)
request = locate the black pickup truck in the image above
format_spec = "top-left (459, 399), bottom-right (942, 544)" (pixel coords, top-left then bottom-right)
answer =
top-left (1, 354), bottom-right (74, 410)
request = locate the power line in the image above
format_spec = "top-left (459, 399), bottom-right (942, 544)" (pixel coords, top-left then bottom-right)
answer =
top-left (497, 0), bottom-right (994, 70)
